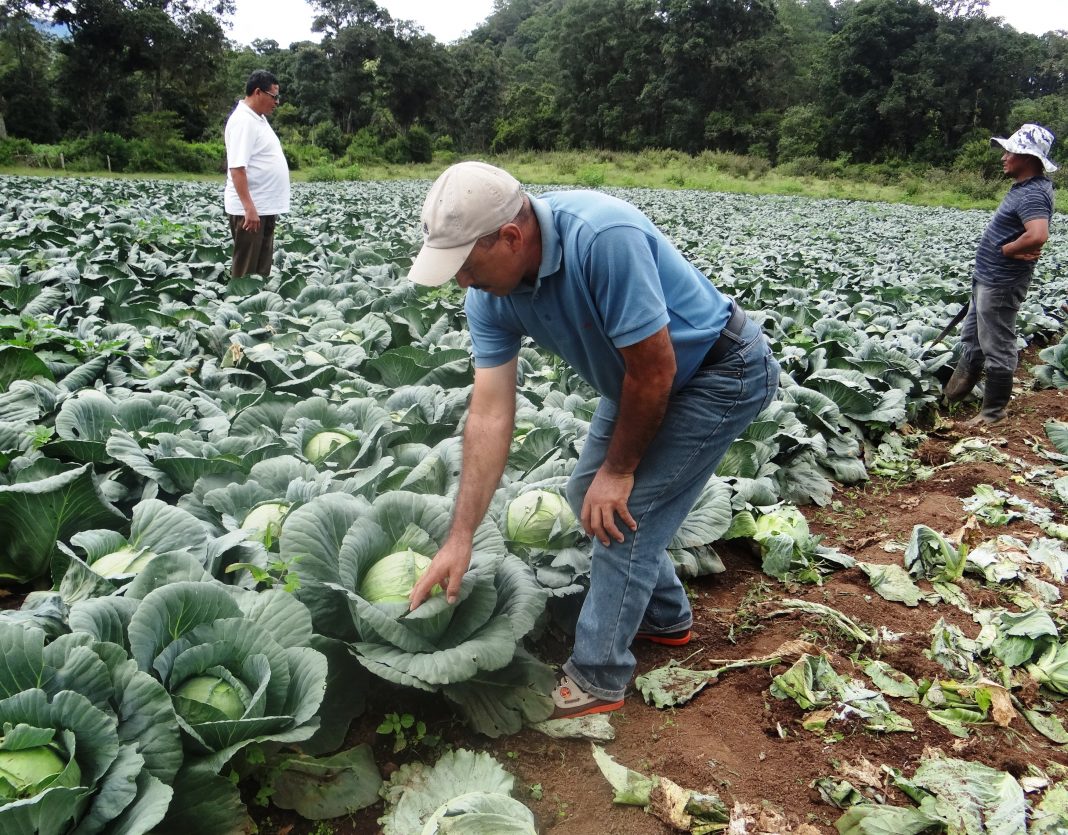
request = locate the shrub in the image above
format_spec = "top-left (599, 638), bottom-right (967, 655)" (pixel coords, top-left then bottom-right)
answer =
top-left (344, 128), bottom-right (382, 164)
top-left (775, 155), bottom-right (833, 178)
top-left (576, 165), bottom-right (605, 187)
top-left (126, 139), bottom-right (178, 173)
top-left (954, 138), bottom-right (1001, 178)
top-left (704, 151), bottom-right (770, 179)
top-left (310, 121), bottom-right (346, 157)
top-left (74, 132), bottom-right (131, 171)
top-left (0, 136), bottom-right (34, 165)
top-left (948, 170), bottom-right (1002, 200)
top-left (306, 164), bottom-right (341, 182)
top-left (308, 163), bottom-right (363, 181)
top-left (628, 154), bottom-right (653, 172)
top-left (286, 143), bottom-right (330, 169)
top-left (405, 125), bottom-right (433, 164)
top-left (382, 136), bottom-right (409, 164)
top-left (640, 148), bottom-right (686, 167)
top-left (173, 141), bottom-right (225, 174)
top-left (553, 155), bottom-right (578, 176)
top-left (777, 104), bottom-right (829, 163)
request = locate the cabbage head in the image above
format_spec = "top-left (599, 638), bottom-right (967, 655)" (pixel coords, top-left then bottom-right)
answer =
top-left (749, 504), bottom-right (851, 583)
top-left (65, 580), bottom-right (332, 833)
top-left (505, 489), bottom-right (578, 549)
top-left (88, 544), bottom-right (156, 578)
top-left (57, 499), bottom-right (215, 596)
top-left (380, 749), bottom-right (536, 835)
top-left (303, 430), bottom-right (354, 463)
top-left (0, 742), bottom-right (77, 801)
top-left (360, 549), bottom-right (441, 604)
top-left (282, 395), bottom-right (394, 470)
top-left (179, 455), bottom-right (359, 552)
top-left (0, 622), bottom-right (182, 835)
top-left (173, 675), bottom-right (248, 722)
top-left (242, 501), bottom-right (290, 545)
top-left (295, 491), bottom-right (554, 737)
top-left (753, 505), bottom-right (809, 544)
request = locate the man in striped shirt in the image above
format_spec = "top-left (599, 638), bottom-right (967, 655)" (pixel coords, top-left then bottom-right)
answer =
top-left (944, 123), bottom-right (1057, 424)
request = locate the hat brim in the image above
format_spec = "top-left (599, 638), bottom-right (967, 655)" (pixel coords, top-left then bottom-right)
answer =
top-left (990, 137), bottom-right (1059, 173)
top-left (407, 240), bottom-right (476, 287)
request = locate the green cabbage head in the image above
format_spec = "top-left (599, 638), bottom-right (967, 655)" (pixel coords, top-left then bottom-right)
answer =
top-left (0, 743), bottom-right (78, 801)
top-left (173, 675), bottom-right (248, 722)
top-left (89, 544), bottom-right (156, 578)
top-left (753, 505), bottom-right (810, 544)
top-left (505, 490), bottom-right (577, 548)
top-left (304, 430), bottom-right (353, 463)
top-left (242, 501), bottom-right (290, 545)
top-left (300, 491), bottom-right (554, 737)
top-left (0, 622), bottom-right (183, 834)
top-left (360, 549), bottom-right (441, 604)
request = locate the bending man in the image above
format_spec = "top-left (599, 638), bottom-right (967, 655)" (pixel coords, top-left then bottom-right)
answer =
top-left (407, 162), bottom-right (779, 719)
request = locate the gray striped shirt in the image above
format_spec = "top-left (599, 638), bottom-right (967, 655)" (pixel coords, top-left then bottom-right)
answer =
top-left (974, 176), bottom-right (1054, 286)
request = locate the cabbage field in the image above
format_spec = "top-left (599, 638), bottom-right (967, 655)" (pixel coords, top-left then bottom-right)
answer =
top-left (2, 174), bottom-right (1068, 834)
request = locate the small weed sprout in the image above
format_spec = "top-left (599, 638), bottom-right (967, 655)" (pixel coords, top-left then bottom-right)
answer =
top-left (376, 712), bottom-right (439, 753)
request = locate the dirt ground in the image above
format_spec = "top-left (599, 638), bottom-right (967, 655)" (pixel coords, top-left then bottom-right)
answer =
top-left (321, 370), bottom-right (1068, 835)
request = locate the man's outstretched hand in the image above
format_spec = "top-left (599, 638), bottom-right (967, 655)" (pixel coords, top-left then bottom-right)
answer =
top-left (409, 540), bottom-right (471, 610)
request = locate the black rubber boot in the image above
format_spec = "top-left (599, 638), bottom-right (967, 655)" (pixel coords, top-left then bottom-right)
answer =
top-left (967, 370), bottom-right (1014, 425)
top-left (943, 360), bottom-right (982, 403)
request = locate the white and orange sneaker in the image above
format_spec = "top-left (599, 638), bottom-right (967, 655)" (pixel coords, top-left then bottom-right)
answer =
top-left (549, 674), bottom-right (625, 720)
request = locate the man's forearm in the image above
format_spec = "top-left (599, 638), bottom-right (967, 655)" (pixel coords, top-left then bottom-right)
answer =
top-left (229, 167), bottom-right (256, 214)
top-left (603, 369), bottom-right (672, 475)
top-left (1003, 231), bottom-right (1047, 257)
top-left (448, 407), bottom-right (514, 543)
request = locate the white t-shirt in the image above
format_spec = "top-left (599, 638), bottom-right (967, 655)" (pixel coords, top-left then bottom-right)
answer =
top-left (223, 101), bottom-right (290, 216)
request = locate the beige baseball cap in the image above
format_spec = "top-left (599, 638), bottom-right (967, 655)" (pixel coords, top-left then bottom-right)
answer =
top-left (408, 161), bottom-right (524, 286)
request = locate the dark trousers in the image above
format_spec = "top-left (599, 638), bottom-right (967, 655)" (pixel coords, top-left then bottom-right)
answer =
top-left (958, 278), bottom-right (1030, 375)
top-left (229, 213), bottom-right (277, 277)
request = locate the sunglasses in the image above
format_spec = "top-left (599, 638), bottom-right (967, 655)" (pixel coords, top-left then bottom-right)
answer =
top-left (261, 90), bottom-right (280, 102)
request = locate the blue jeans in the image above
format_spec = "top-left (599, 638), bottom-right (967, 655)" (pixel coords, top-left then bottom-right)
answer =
top-left (562, 315), bottom-right (780, 700)
top-left (958, 278), bottom-right (1030, 376)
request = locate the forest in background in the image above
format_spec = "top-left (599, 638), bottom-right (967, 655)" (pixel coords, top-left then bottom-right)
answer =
top-left (0, 0), bottom-right (1066, 186)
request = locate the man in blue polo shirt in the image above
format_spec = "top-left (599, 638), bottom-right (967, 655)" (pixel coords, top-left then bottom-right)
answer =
top-left (406, 162), bottom-right (779, 719)
top-left (944, 123), bottom-right (1057, 424)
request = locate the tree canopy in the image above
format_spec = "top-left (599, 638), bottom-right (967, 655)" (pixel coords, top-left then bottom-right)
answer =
top-left (1, 0), bottom-right (1066, 165)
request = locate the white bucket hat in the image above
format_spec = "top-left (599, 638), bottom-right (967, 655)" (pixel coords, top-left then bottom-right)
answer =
top-left (408, 161), bottom-right (524, 286)
top-left (991, 123), bottom-right (1058, 173)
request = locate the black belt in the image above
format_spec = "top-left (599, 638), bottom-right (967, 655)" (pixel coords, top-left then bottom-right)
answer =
top-left (700, 301), bottom-right (747, 367)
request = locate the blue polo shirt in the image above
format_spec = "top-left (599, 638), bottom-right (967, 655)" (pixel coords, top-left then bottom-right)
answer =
top-left (464, 190), bottom-right (732, 402)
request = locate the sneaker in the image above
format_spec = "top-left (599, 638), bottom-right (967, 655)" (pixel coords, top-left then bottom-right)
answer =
top-left (633, 628), bottom-right (692, 647)
top-left (550, 674), bottom-right (624, 720)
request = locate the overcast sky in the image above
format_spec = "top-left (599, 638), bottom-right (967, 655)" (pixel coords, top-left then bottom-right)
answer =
top-left (227, 0), bottom-right (1068, 49)
top-left (228, 0), bottom-right (496, 47)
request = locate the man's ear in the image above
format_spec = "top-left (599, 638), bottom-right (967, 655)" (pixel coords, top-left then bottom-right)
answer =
top-left (499, 222), bottom-right (524, 252)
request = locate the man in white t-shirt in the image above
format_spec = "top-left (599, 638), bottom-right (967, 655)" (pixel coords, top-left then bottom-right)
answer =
top-left (223, 69), bottom-right (290, 277)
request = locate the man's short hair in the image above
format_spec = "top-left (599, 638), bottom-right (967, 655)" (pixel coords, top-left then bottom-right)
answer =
top-left (246, 70), bottom-right (279, 97)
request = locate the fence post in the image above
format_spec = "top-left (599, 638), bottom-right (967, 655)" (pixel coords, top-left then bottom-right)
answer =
top-left (59, 153), bottom-right (65, 170)
top-left (107, 155), bottom-right (112, 173)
